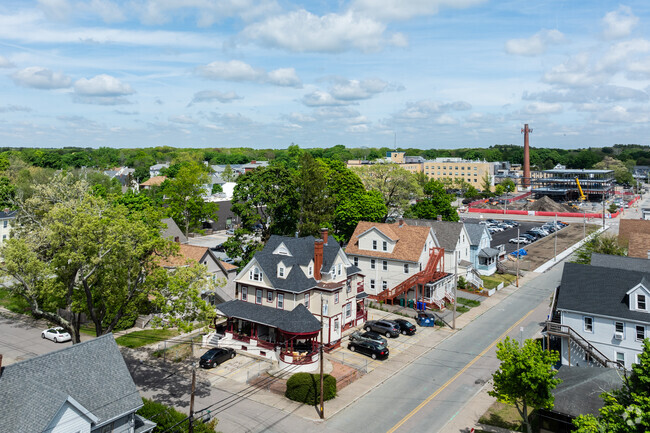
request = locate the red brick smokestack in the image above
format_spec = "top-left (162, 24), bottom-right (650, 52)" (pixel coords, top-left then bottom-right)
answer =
top-left (522, 124), bottom-right (532, 188)
top-left (314, 239), bottom-right (323, 280)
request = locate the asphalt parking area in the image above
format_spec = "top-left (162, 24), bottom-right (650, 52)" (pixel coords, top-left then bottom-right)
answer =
top-left (198, 352), bottom-right (272, 385)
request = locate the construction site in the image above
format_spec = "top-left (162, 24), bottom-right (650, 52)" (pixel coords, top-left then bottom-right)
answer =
top-left (470, 195), bottom-right (608, 215)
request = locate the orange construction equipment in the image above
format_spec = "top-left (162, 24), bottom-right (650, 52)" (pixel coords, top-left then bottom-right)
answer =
top-left (575, 178), bottom-right (586, 201)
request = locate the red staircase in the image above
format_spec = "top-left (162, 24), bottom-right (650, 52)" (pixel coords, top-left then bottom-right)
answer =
top-left (375, 247), bottom-right (445, 304)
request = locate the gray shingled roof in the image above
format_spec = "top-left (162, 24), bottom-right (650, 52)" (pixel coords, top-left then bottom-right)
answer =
top-left (405, 219), bottom-right (463, 251)
top-left (556, 262), bottom-right (650, 322)
top-left (478, 247), bottom-right (499, 258)
top-left (591, 253), bottom-right (650, 272)
top-left (465, 223), bottom-right (489, 247)
top-left (550, 366), bottom-right (622, 417)
top-left (252, 235), bottom-right (348, 294)
top-left (160, 217), bottom-right (188, 243)
top-left (0, 334), bottom-right (145, 433)
top-left (216, 300), bottom-right (321, 333)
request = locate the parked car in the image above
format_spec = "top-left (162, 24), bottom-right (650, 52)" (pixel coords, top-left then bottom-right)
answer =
top-left (211, 243), bottom-right (226, 252)
top-left (521, 234), bottom-right (537, 242)
top-left (225, 228), bottom-right (235, 235)
top-left (503, 220), bottom-right (520, 227)
top-left (349, 330), bottom-right (388, 348)
top-left (486, 219), bottom-right (498, 224)
top-left (199, 347), bottom-right (236, 368)
top-left (41, 327), bottom-right (72, 343)
top-left (364, 320), bottom-right (400, 338)
top-left (509, 237), bottom-right (530, 244)
top-left (393, 319), bottom-right (417, 335)
top-left (348, 340), bottom-right (389, 360)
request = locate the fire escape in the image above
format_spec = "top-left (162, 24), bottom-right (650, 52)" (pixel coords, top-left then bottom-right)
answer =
top-left (375, 247), bottom-right (446, 308)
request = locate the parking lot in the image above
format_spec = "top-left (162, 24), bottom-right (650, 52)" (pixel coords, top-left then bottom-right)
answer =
top-left (464, 218), bottom-right (566, 254)
top-left (198, 351), bottom-right (273, 385)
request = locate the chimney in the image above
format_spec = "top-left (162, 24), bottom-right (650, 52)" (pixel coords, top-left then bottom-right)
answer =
top-left (0, 354), bottom-right (3, 370)
top-left (522, 124), bottom-right (532, 189)
top-left (314, 239), bottom-right (323, 280)
top-left (398, 218), bottom-right (404, 227)
top-left (437, 215), bottom-right (442, 221)
top-left (320, 228), bottom-right (328, 245)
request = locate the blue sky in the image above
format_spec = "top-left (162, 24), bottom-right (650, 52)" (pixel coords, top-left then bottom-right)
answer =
top-left (1, 1), bottom-right (650, 149)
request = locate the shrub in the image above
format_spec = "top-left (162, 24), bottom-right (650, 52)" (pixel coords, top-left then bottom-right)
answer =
top-left (285, 372), bottom-right (336, 405)
top-left (137, 398), bottom-right (219, 432)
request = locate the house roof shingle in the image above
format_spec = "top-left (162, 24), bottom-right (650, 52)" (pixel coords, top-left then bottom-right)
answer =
top-left (216, 300), bottom-right (321, 333)
top-left (345, 221), bottom-right (432, 262)
top-left (404, 219), bottom-right (463, 252)
top-left (629, 233), bottom-right (650, 259)
top-left (556, 262), bottom-right (650, 322)
top-left (158, 244), bottom-right (208, 268)
top-left (618, 219), bottom-right (650, 247)
top-left (549, 366), bottom-right (623, 418)
top-left (464, 223), bottom-right (488, 247)
top-left (140, 176), bottom-right (167, 187)
top-left (590, 253), bottom-right (650, 272)
top-left (0, 334), bottom-right (144, 433)
top-left (160, 218), bottom-right (188, 244)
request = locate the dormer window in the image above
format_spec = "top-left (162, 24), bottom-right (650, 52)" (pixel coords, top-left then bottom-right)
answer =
top-left (308, 265), bottom-right (313, 277)
top-left (638, 294), bottom-right (646, 311)
top-left (278, 266), bottom-right (285, 278)
top-left (249, 266), bottom-right (263, 282)
top-left (337, 264), bottom-right (342, 276)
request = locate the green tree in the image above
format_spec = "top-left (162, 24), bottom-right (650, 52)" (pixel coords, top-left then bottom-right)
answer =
top-left (406, 179), bottom-right (459, 221)
top-left (464, 185), bottom-right (480, 199)
top-left (0, 176), bottom-right (16, 209)
top-left (480, 172), bottom-right (493, 196)
top-left (296, 153), bottom-right (335, 236)
top-left (573, 339), bottom-right (650, 433)
top-left (501, 178), bottom-right (516, 193)
top-left (572, 234), bottom-right (626, 264)
top-left (334, 190), bottom-right (387, 241)
top-left (163, 162), bottom-right (218, 236)
top-left (494, 184), bottom-right (505, 196)
top-left (221, 163), bottom-right (236, 182)
top-left (489, 337), bottom-right (561, 433)
top-left (352, 164), bottom-right (422, 221)
top-left (211, 183), bottom-right (223, 194)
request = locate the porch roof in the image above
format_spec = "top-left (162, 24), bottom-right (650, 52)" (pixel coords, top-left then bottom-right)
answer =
top-left (478, 247), bottom-right (500, 258)
top-left (216, 300), bottom-right (321, 334)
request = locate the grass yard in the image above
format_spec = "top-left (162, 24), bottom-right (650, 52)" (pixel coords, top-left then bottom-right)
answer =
top-left (481, 274), bottom-right (516, 290)
top-left (115, 328), bottom-right (180, 348)
top-left (153, 335), bottom-right (202, 362)
top-left (478, 401), bottom-right (523, 431)
top-left (457, 297), bottom-right (481, 307)
top-left (0, 286), bottom-right (31, 315)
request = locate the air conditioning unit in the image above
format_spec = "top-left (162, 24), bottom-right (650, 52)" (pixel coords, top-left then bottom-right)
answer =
top-left (614, 331), bottom-right (624, 340)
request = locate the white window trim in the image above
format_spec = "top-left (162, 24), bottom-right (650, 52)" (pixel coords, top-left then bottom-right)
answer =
top-left (637, 294), bottom-right (647, 311)
top-left (636, 325), bottom-right (645, 342)
top-left (584, 316), bottom-right (594, 333)
top-left (370, 279), bottom-right (375, 290)
top-left (267, 290), bottom-right (273, 303)
top-left (370, 259), bottom-right (376, 269)
top-left (277, 293), bottom-right (284, 309)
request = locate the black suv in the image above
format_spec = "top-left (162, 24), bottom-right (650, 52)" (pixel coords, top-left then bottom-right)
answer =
top-left (393, 319), bottom-right (417, 335)
top-left (199, 347), bottom-right (236, 369)
top-left (364, 320), bottom-right (400, 338)
top-left (348, 340), bottom-right (389, 360)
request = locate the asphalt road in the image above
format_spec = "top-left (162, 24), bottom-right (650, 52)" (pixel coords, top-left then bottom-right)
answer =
top-left (325, 264), bottom-right (563, 433)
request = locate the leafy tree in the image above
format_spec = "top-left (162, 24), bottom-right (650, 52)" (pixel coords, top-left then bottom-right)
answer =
top-left (163, 162), bottom-right (218, 236)
top-left (137, 398), bottom-right (219, 433)
top-left (296, 153), bottom-right (335, 237)
top-left (406, 179), bottom-right (459, 222)
top-left (573, 339), bottom-right (650, 433)
top-left (221, 163), bottom-right (236, 182)
top-left (572, 234), bottom-right (626, 264)
top-left (489, 337), bottom-right (561, 433)
top-left (0, 176), bottom-right (16, 209)
top-left (501, 178), bottom-right (516, 193)
top-left (494, 184), bottom-right (506, 196)
top-left (211, 183), bottom-right (223, 194)
top-left (480, 172), bottom-right (493, 195)
top-left (352, 163), bottom-right (422, 221)
top-left (414, 171), bottom-right (429, 188)
top-left (334, 190), bottom-right (386, 241)
top-left (464, 185), bottom-right (480, 199)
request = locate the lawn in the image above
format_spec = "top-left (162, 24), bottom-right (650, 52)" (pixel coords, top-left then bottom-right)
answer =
top-left (481, 273), bottom-right (516, 290)
top-left (0, 286), bottom-right (31, 315)
top-left (457, 297), bottom-right (481, 307)
top-left (478, 401), bottom-right (523, 431)
top-left (153, 335), bottom-right (203, 362)
top-left (115, 328), bottom-right (180, 348)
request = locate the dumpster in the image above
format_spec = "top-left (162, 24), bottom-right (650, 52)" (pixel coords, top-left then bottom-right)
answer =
top-left (417, 311), bottom-right (436, 327)
top-left (399, 298), bottom-right (405, 307)
top-left (407, 299), bottom-right (414, 308)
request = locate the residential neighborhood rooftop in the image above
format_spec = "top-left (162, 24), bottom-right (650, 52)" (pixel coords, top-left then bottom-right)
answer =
top-left (216, 300), bottom-right (321, 333)
top-left (345, 221), bottom-right (433, 263)
top-left (549, 366), bottom-right (623, 418)
top-left (404, 219), bottom-right (463, 252)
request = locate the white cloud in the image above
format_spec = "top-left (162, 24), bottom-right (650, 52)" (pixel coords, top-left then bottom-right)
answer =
top-left (242, 10), bottom-right (393, 53)
top-left (168, 115), bottom-right (198, 125)
top-left (330, 79), bottom-right (388, 100)
top-left (302, 90), bottom-right (350, 107)
top-left (505, 29), bottom-right (564, 56)
top-left (434, 114), bottom-right (458, 125)
top-left (12, 66), bottom-right (72, 89)
top-left (595, 105), bottom-right (650, 123)
top-left (74, 74), bottom-right (134, 96)
top-left (394, 99), bottom-right (472, 120)
top-left (135, 0), bottom-right (280, 26)
top-left (523, 102), bottom-right (563, 115)
top-left (196, 60), bottom-right (301, 87)
top-left (602, 6), bottom-right (638, 40)
top-left (0, 55), bottom-right (14, 68)
top-left (597, 39), bottom-right (650, 72)
top-left (351, 0), bottom-right (486, 21)
top-left (542, 53), bottom-right (608, 87)
top-left (285, 112), bottom-right (316, 123)
top-left (37, 0), bottom-right (73, 21)
top-left (523, 85), bottom-right (648, 103)
top-left (267, 68), bottom-right (302, 87)
top-left (0, 105), bottom-right (32, 113)
top-left (188, 90), bottom-right (242, 106)
top-left (85, 0), bottom-right (125, 23)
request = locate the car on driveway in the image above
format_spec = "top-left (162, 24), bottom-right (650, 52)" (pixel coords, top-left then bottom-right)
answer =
top-left (41, 327), bottom-right (72, 343)
top-left (349, 330), bottom-right (388, 348)
top-left (393, 319), bottom-right (417, 335)
top-left (364, 320), bottom-right (400, 338)
top-left (509, 237), bottom-right (530, 244)
top-left (199, 347), bottom-right (236, 369)
top-left (348, 340), bottom-right (389, 360)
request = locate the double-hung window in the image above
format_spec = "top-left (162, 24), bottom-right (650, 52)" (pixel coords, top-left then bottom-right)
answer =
top-left (370, 259), bottom-right (376, 269)
top-left (256, 289), bottom-right (262, 304)
top-left (372, 240), bottom-right (377, 250)
top-left (382, 281), bottom-right (387, 291)
top-left (345, 303), bottom-right (351, 318)
top-left (638, 294), bottom-right (647, 310)
top-left (277, 293), bottom-right (284, 309)
top-left (242, 286), bottom-right (247, 301)
top-left (304, 293), bottom-right (309, 308)
top-left (637, 325), bottom-right (645, 342)
top-left (404, 264), bottom-right (409, 274)
top-left (334, 292), bottom-right (339, 304)
top-left (267, 290), bottom-right (273, 303)
top-left (382, 241), bottom-right (387, 251)
top-left (584, 316), bottom-right (593, 333)
top-left (370, 279), bottom-right (375, 290)
top-left (353, 257), bottom-right (358, 267)
top-left (383, 260), bottom-right (388, 271)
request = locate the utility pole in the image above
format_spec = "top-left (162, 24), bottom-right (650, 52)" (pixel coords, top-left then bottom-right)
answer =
top-left (452, 251), bottom-right (458, 330)
top-left (583, 211), bottom-right (586, 240)
top-left (189, 369), bottom-right (196, 433)
top-left (516, 226), bottom-right (520, 288)
top-left (319, 294), bottom-right (325, 419)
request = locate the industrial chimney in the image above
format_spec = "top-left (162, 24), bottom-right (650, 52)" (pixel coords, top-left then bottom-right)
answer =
top-left (521, 124), bottom-right (532, 189)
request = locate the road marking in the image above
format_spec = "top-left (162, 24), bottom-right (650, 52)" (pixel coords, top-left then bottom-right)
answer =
top-left (385, 307), bottom-right (537, 433)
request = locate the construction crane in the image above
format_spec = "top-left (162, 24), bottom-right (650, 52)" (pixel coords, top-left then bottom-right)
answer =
top-left (575, 178), bottom-right (586, 201)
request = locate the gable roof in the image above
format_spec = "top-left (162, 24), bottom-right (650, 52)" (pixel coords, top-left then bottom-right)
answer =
top-left (556, 262), bottom-right (650, 322)
top-left (549, 366), bottom-right (623, 418)
top-left (160, 218), bottom-right (188, 244)
top-left (465, 223), bottom-right (489, 246)
top-left (591, 253), bottom-right (650, 272)
top-left (345, 221), bottom-right (433, 262)
top-left (140, 176), bottom-right (167, 187)
top-left (246, 235), bottom-right (353, 293)
top-left (629, 233), bottom-right (650, 259)
top-left (158, 244), bottom-right (209, 268)
top-left (404, 219), bottom-right (463, 252)
top-left (618, 219), bottom-right (650, 246)
top-left (0, 334), bottom-right (143, 433)
top-left (216, 300), bottom-right (321, 333)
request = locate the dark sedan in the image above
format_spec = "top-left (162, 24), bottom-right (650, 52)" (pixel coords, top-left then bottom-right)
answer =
top-left (199, 347), bottom-right (236, 369)
top-left (393, 319), bottom-right (417, 335)
top-left (348, 340), bottom-right (389, 360)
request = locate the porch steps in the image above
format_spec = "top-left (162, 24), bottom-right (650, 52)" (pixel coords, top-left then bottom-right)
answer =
top-left (545, 322), bottom-right (621, 369)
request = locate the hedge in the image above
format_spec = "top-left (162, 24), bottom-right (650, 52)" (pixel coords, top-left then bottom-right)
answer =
top-left (285, 372), bottom-right (336, 405)
top-left (137, 398), bottom-right (219, 432)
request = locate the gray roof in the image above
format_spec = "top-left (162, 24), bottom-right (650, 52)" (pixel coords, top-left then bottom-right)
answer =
top-left (160, 218), bottom-right (187, 243)
top-left (0, 210), bottom-right (17, 219)
top-left (405, 219), bottom-right (463, 252)
top-left (251, 235), bottom-right (352, 294)
top-left (591, 253), bottom-right (650, 272)
top-left (478, 247), bottom-right (500, 258)
top-left (216, 300), bottom-right (321, 333)
top-left (0, 334), bottom-right (145, 433)
top-left (465, 223), bottom-right (489, 246)
top-left (556, 262), bottom-right (650, 322)
top-left (550, 366), bottom-right (623, 417)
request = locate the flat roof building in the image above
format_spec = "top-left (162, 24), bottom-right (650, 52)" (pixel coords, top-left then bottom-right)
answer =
top-left (532, 169), bottom-right (615, 201)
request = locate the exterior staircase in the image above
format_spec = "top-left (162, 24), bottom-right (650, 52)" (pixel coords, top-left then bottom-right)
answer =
top-left (376, 247), bottom-right (445, 304)
top-left (545, 322), bottom-right (622, 369)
